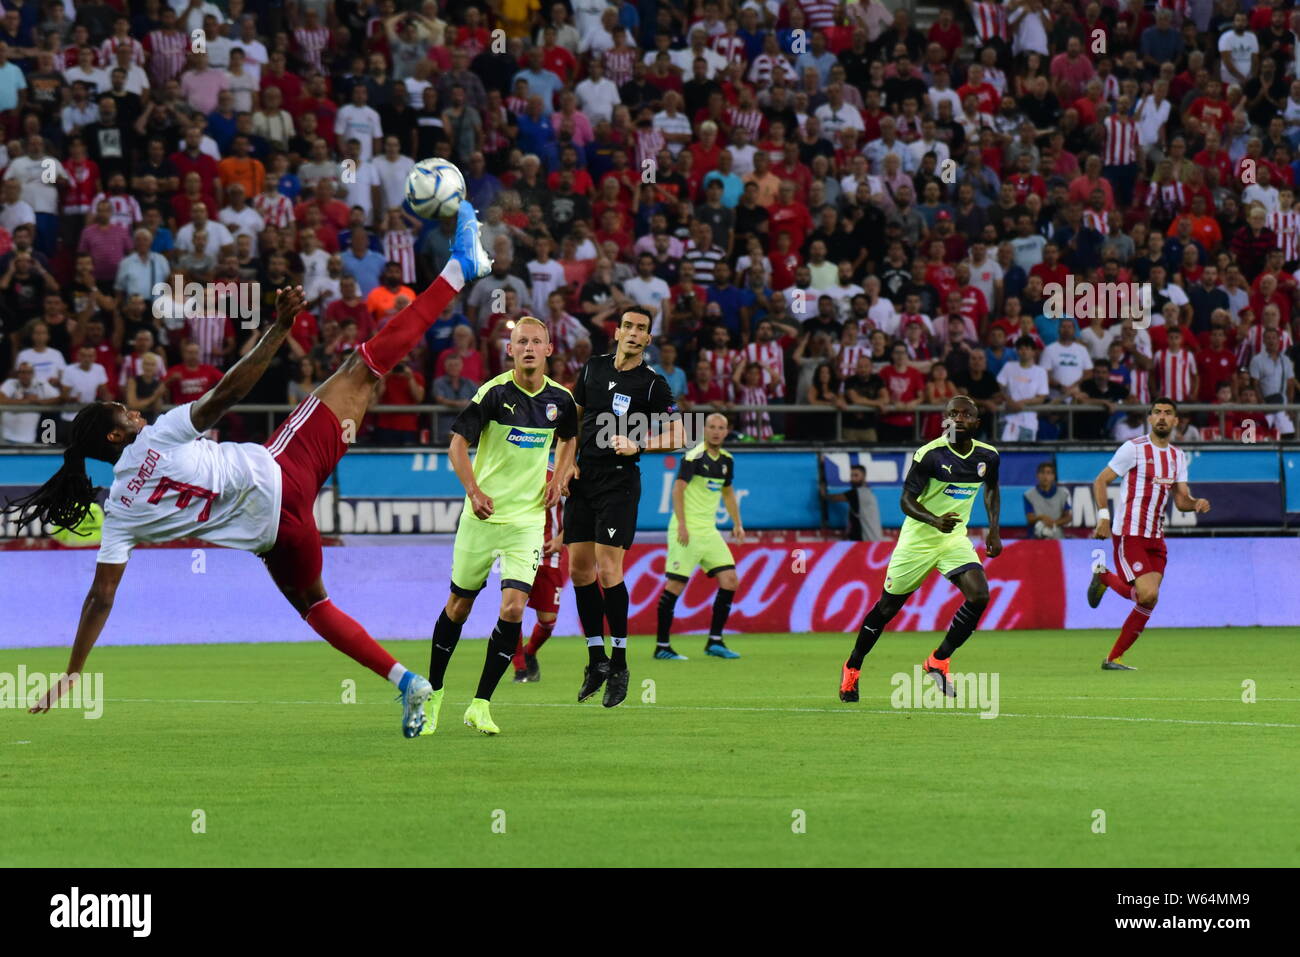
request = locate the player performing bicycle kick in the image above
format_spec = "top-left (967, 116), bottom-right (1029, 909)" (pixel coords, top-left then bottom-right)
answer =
top-left (839, 396), bottom-right (1002, 701)
top-left (7, 202), bottom-right (495, 736)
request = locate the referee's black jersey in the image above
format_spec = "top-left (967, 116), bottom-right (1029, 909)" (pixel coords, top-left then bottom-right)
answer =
top-left (573, 352), bottom-right (679, 466)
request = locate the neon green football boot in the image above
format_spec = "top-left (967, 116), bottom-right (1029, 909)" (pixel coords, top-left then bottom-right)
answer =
top-left (463, 698), bottom-right (500, 735)
top-left (418, 688), bottom-right (445, 736)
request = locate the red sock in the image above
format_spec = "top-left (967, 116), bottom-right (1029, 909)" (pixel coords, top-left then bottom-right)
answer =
top-left (512, 637), bottom-right (526, 671)
top-left (305, 599), bottom-right (397, 679)
top-left (525, 621), bottom-right (555, 655)
top-left (1100, 570), bottom-right (1134, 600)
top-left (358, 262), bottom-right (464, 376)
top-left (1108, 603), bottom-right (1152, 661)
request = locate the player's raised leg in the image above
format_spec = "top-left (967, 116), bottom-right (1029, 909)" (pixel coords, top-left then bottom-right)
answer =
top-left (923, 565), bottom-right (991, 697)
top-left (311, 200), bottom-right (492, 430)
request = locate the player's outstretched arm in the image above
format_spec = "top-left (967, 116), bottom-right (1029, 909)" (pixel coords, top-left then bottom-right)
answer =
top-left (1092, 466), bottom-right (1119, 539)
top-left (30, 561), bottom-right (126, 713)
top-left (190, 286), bottom-right (304, 433)
top-left (1173, 483), bottom-right (1210, 514)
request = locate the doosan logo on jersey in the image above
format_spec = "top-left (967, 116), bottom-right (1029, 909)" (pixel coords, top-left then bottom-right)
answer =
top-left (504, 428), bottom-right (548, 449)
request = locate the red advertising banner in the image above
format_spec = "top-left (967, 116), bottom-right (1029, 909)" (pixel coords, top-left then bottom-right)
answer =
top-left (623, 539), bottom-right (1067, 634)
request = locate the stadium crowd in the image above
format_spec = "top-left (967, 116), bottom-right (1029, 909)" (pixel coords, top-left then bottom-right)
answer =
top-left (1, 0), bottom-right (1300, 450)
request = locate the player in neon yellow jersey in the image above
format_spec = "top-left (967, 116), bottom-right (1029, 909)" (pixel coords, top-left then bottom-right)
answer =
top-left (839, 396), bottom-right (1002, 701)
top-left (654, 413), bottom-right (746, 660)
top-left (427, 316), bottom-right (578, 735)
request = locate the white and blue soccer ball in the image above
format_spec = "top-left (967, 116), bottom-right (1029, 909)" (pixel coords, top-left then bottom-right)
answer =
top-left (404, 157), bottom-right (466, 220)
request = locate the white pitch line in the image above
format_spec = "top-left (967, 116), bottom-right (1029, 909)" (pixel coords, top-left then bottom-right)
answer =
top-left (719, 693), bottom-right (1300, 704)
top-left (101, 698), bottom-right (1300, 729)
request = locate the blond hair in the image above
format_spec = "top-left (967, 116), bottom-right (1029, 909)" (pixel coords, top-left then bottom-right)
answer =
top-left (513, 315), bottom-right (549, 339)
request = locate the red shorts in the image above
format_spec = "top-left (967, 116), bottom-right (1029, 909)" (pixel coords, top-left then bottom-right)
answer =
top-left (528, 560), bottom-right (568, 615)
top-left (261, 395), bottom-right (348, 592)
top-left (1112, 534), bottom-right (1168, 583)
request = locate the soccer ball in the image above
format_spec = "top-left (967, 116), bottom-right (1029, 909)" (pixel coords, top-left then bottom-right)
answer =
top-left (404, 157), bottom-right (466, 220)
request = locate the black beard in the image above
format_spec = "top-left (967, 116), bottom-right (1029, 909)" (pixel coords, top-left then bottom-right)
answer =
top-left (1151, 423), bottom-right (1172, 438)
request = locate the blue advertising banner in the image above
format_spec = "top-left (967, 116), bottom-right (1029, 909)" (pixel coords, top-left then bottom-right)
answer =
top-left (0, 446), bottom-right (1290, 535)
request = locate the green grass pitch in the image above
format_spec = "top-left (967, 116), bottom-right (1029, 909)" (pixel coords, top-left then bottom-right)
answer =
top-left (2, 630), bottom-right (1296, 867)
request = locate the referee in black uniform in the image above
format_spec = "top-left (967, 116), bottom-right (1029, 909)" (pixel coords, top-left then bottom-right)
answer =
top-left (561, 308), bottom-right (684, 708)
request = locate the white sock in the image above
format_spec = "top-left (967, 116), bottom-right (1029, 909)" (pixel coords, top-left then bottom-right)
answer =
top-left (611, 636), bottom-right (627, 648)
top-left (586, 635), bottom-right (605, 648)
top-left (387, 663), bottom-right (409, 688)
top-left (708, 635), bottom-right (722, 643)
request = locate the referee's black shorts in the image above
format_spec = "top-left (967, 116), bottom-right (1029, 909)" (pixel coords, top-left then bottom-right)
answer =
top-left (563, 461), bottom-right (641, 549)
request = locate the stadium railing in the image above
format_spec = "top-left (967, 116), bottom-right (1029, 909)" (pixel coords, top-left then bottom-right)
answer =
top-left (1, 402), bottom-right (1297, 446)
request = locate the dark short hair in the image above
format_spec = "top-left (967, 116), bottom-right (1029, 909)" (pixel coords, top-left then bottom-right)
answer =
top-left (1037, 461), bottom-right (1055, 472)
top-left (1150, 396), bottom-right (1178, 414)
top-left (1014, 335), bottom-right (1037, 350)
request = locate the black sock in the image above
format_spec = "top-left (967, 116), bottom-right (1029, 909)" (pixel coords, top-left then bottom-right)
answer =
top-left (846, 601), bottom-right (891, 670)
top-left (656, 589), bottom-right (679, 645)
top-left (604, 581), bottom-right (628, 669)
top-left (574, 581), bottom-right (606, 662)
top-left (429, 610), bottom-right (465, 691)
top-left (708, 588), bottom-right (735, 642)
top-left (935, 600), bottom-right (987, 660)
top-left (475, 618), bottom-right (522, 700)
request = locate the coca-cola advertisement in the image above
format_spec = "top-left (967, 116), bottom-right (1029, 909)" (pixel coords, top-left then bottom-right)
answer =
top-left (623, 539), bottom-right (1067, 634)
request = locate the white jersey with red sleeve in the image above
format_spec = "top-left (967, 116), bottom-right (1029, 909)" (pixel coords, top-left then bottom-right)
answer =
top-left (1107, 436), bottom-right (1188, 539)
top-left (97, 405), bottom-right (283, 564)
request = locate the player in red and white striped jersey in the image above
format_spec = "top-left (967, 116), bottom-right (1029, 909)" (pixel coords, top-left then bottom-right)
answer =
top-left (1086, 398), bottom-right (1211, 669)
top-left (1152, 329), bottom-right (1197, 402)
top-left (512, 467), bottom-right (568, 683)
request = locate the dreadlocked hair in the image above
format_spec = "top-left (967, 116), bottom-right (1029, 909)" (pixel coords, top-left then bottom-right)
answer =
top-left (2, 403), bottom-right (121, 535)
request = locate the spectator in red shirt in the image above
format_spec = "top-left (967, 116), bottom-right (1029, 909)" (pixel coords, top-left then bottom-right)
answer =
top-left (1197, 326), bottom-right (1238, 400)
top-left (1187, 79), bottom-right (1232, 135)
top-left (163, 340), bottom-right (223, 404)
top-left (372, 362), bottom-right (426, 445)
top-left (325, 275), bottom-right (373, 339)
top-left (879, 340), bottom-right (927, 441)
top-left (1030, 242), bottom-right (1069, 289)
top-left (956, 63), bottom-right (999, 114)
top-left (769, 181), bottom-right (814, 253)
top-left (927, 7), bottom-right (962, 62)
top-left (685, 359), bottom-right (730, 410)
